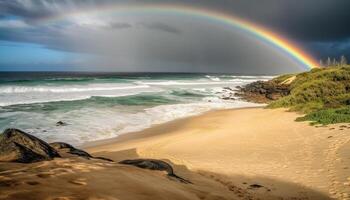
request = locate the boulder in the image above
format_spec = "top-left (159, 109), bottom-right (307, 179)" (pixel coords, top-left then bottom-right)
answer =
top-left (0, 129), bottom-right (60, 163)
top-left (50, 142), bottom-right (92, 158)
top-left (56, 121), bottom-right (68, 126)
top-left (50, 142), bottom-right (113, 162)
top-left (119, 159), bottom-right (191, 184)
top-left (50, 142), bottom-right (74, 149)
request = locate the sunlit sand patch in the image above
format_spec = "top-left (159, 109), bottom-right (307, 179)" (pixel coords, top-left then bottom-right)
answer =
top-left (49, 168), bottom-right (74, 175)
top-left (0, 167), bottom-right (28, 176)
top-left (37, 172), bottom-right (55, 178)
top-left (0, 175), bottom-right (11, 180)
top-left (50, 197), bottom-right (73, 200)
top-left (62, 162), bottom-right (106, 172)
top-left (68, 178), bottom-right (88, 186)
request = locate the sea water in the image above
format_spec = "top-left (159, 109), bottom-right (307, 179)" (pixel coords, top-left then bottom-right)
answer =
top-left (0, 72), bottom-right (273, 145)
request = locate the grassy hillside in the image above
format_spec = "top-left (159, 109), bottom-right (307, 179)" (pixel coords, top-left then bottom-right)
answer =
top-left (267, 66), bottom-right (350, 125)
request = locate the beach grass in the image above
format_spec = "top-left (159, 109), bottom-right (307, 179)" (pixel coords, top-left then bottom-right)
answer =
top-left (295, 106), bottom-right (350, 125)
top-left (267, 66), bottom-right (350, 124)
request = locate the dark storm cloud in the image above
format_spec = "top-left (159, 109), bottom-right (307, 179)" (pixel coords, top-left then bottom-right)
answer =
top-left (0, 0), bottom-right (349, 72)
top-left (217, 0), bottom-right (350, 43)
top-left (0, 0), bottom-right (54, 20)
top-left (1, 0), bottom-right (349, 42)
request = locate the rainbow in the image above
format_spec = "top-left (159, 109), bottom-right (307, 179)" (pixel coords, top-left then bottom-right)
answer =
top-left (40, 4), bottom-right (319, 70)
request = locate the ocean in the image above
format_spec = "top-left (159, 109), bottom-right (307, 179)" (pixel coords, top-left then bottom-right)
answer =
top-left (0, 72), bottom-right (273, 145)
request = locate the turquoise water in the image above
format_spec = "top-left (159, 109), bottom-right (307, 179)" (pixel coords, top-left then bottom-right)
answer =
top-left (0, 72), bottom-right (272, 145)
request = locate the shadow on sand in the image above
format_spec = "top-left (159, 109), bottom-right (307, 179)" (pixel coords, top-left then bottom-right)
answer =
top-left (92, 148), bottom-right (331, 200)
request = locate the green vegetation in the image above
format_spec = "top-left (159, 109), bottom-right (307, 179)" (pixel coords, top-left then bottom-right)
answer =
top-left (296, 107), bottom-right (350, 125)
top-left (270, 73), bottom-right (296, 84)
top-left (267, 66), bottom-right (350, 125)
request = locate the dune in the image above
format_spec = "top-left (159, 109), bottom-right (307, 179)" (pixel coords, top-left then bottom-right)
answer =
top-left (1, 108), bottom-right (350, 199)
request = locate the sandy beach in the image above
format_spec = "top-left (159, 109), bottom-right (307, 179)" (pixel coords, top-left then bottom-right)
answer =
top-left (86, 107), bottom-right (350, 199)
top-left (1, 107), bottom-right (350, 200)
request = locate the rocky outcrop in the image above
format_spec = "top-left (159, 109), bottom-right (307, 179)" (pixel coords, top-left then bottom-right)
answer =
top-left (50, 142), bottom-right (113, 162)
top-left (50, 142), bottom-right (92, 158)
top-left (56, 121), bottom-right (68, 126)
top-left (236, 80), bottom-right (290, 103)
top-left (0, 128), bottom-right (60, 163)
top-left (0, 129), bottom-right (113, 163)
top-left (119, 159), bottom-right (191, 184)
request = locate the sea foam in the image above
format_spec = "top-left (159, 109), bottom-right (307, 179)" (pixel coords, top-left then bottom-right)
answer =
top-left (0, 73), bottom-right (272, 145)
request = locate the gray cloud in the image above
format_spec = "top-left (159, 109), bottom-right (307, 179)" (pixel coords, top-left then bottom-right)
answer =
top-left (0, 0), bottom-right (349, 72)
top-left (1, 0), bottom-right (349, 42)
top-left (140, 22), bottom-right (182, 34)
top-left (109, 22), bottom-right (132, 30)
top-left (0, 0), bottom-right (56, 21)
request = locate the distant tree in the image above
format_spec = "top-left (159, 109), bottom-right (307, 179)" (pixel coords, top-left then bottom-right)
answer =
top-left (340, 55), bottom-right (347, 66)
top-left (319, 59), bottom-right (324, 67)
top-left (326, 57), bottom-right (331, 67)
top-left (332, 58), bottom-right (338, 66)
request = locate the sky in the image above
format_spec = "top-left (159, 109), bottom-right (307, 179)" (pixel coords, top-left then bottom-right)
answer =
top-left (0, 0), bottom-right (349, 73)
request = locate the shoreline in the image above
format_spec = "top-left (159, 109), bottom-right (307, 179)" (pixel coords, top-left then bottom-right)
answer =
top-left (81, 106), bottom-right (264, 149)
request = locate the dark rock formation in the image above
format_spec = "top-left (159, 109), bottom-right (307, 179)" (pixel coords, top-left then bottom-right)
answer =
top-left (119, 159), bottom-right (191, 184)
top-left (249, 184), bottom-right (264, 189)
top-left (0, 129), bottom-right (60, 163)
top-left (49, 142), bottom-right (74, 149)
top-left (236, 81), bottom-right (290, 103)
top-left (222, 97), bottom-right (236, 101)
top-left (50, 142), bottom-right (92, 158)
top-left (0, 129), bottom-right (112, 163)
top-left (94, 156), bottom-right (114, 162)
top-left (223, 87), bottom-right (236, 92)
top-left (50, 142), bottom-right (113, 162)
top-left (56, 121), bottom-right (68, 126)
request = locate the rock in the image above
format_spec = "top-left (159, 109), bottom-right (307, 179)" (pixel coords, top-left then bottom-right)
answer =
top-left (119, 159), bottom-right (191, 184)
top-left (50, 142), bottom-right (92, 158)
top-left (222, 97), bottom-right (235, 100)
top-left (249, 184), bottom-right (264, 189)
top-left (0, 128), bottom-right (60, 163)
top-left (266, 93), bottom-right (282, 100)
top-left (50, 142), bottom-right (113, 162)
top-left (94, 156), bottom-right (114, 162)
top-left (70, 148), bottom-right (92, 158)
top-left (56, 121), bottom-right (68, 126)
top-left (50, 142), bottom-right (74, 149)
top-left (120, 159), bottom-right (174, 174)
top-left (235, 80), bottom-right (290, 103)
top-left (223, 87), bottom-right (235, 91)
